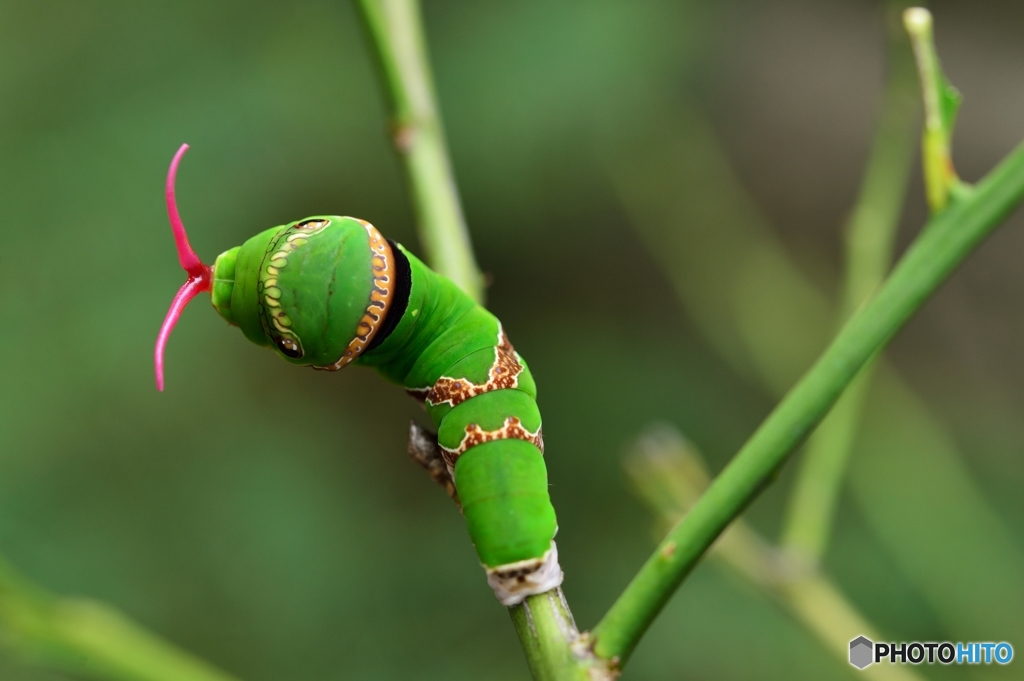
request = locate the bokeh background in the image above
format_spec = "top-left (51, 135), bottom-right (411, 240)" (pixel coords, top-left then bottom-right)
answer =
top-left (2, 0), bottom-right (1023, 679)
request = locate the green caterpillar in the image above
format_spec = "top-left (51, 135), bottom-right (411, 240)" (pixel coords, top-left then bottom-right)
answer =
top-left (155, 145), bottom-right (561, 605)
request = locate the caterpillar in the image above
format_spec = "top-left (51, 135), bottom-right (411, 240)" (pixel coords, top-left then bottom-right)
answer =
top-left (154, 145), bottom-right (561, 605)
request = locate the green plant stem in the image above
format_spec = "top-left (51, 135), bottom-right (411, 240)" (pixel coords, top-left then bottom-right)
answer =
top-left (508, 589), bottom-right (615, 681)
top-left (612, 107), bottom-right (1024, 643)
top-left (0, 558), bottom-right (239, 681)
top-left (904, 7), bottom-right (963, 212)
top-left (626, 428), bottom-right (926, 681)
top-left (353, 0), bottom-right (484, 302)
top-left (355, 3), bottom-right (588, 677)
top-left (592, 137), bottom-right (1024, 665)
top-left (780, 0), bottom-right (919, 564)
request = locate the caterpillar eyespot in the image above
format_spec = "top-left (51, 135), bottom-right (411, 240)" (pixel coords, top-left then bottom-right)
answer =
top-left (153, 145), bottom-right (561, 604)
top-left (277, 338), bottom-right (302, 358)
top-left (296, 218), bottom-right (330, 230)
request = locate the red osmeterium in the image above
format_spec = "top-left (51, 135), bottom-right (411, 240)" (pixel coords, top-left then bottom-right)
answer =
top-left (155, 144), bottom-right (212, 391)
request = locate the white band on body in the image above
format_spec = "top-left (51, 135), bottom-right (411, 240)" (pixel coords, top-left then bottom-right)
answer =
top-left (485, 541), bottom-right (563, 606)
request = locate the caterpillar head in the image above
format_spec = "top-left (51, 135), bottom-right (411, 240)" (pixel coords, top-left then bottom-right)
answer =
top-left (155, 145), bottom-right (399, 390)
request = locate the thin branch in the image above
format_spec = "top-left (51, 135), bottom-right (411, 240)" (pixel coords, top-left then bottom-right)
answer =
top-left (610, 101), bottom-right (1024, 647)
top-left (354, 3), bottom-right (592, 678)
top-left (904, 7), bottom-right (965, 212)
top-left (508, 589), bottom-right (617, 681)
top-left (626, 427), bottom-right (927, 681)
top-left (592, 136), bottom-right (1024, 665)
top-left (0, 557), bottom-right (240, 681)
top-left (780, 0), bottom-right (919, 564)
top-left (406, 420), bottom-right (460, 505)
top-left (354, 0), bottom-right (484, 302)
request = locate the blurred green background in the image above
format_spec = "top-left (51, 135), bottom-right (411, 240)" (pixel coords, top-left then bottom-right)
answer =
top-left (1, 1), bottom-right (1023, 679)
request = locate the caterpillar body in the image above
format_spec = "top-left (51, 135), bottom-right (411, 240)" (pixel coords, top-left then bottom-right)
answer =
top-left (155, 145), bottom-right (561, 605)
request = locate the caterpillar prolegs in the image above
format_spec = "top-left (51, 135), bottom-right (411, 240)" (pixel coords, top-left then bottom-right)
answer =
top-left (155, 145), bottom-right (562, 605)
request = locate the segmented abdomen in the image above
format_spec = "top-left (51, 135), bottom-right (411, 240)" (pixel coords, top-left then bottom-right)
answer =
top-left (405, 314), bottom-right (556, 571)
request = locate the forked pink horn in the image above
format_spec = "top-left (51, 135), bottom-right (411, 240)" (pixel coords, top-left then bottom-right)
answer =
top-left (155, 144), bottom-right (213, 391)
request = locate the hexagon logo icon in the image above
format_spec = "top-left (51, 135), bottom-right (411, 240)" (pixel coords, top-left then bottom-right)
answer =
top-left (849, 636), bottom-right (874, 669)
